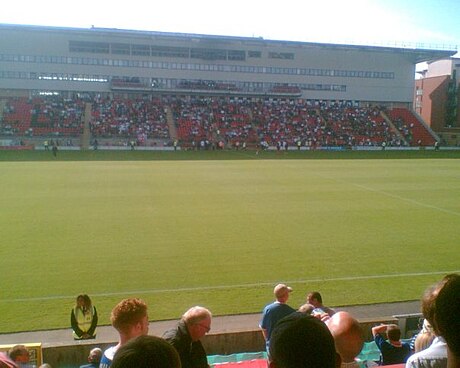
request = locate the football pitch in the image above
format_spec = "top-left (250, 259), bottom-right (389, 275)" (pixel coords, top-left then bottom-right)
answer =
top-left (1, 150), bottom-right (459, 333)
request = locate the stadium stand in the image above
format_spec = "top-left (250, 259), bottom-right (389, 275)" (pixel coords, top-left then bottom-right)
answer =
top-left (1, 23), bottom-right (455, 148)
top-left (1, 94), bottom-right (441, 149)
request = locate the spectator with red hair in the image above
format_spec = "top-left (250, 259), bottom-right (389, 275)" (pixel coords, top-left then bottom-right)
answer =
top-left (100, 298), bottom-right (149, 368)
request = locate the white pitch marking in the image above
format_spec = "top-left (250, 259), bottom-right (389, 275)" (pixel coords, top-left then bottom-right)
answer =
top-left (351, 182), bottom-right (460, 217)
top-left (2, 270), bottom-right (458, 303)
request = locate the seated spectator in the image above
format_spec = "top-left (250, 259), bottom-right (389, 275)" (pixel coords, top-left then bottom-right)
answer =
top-left (372, 324), bottom-right (411, 365)
top-left (410, 319), bottom-right (433, 352)
top-left (406, 279), bottom-right (449, 368)
top-left (298, 303), bottom-right (315, 314)
top-left (7, 346), bottom-right (30, 368)
top-left (79, 347), bottom-right (102, 368)
top-left (100, 298), bottom-right (149, 368)
top-left (414, 331), bottom-right (436, 353)
top-left (326, 312), bottom-right (364, 368)
top-left (269, 312), bottom-right (338, 368)
top-left (306, 291), bottom-right (335, 316)
top-left (434, 274), bottom-right (460, 368)
top-left (163, 306), bottom-right (212, 368)
top-left (111, 335), bottom-right (181, 368)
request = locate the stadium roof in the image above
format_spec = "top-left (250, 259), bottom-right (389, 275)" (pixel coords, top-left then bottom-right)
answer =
top-left (1, 23), bottom-right (457, 64)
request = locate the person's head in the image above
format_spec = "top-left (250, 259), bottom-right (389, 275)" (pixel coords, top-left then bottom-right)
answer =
top-left (306, 291), bottom-right (322, 308)
top-left (8, 345), bottom-right (29, 363)
top-left (298, 303), bottom-right (315, 314)
top-left (39, 364), bottom-right (53, 368)
top-left (326, 311), bottom-right (364, 363)
top-left (386, 324), bottom-right (401, 342)
top-left (420, 318), bottom-right (433, 334)
top-left (111, 298), bottom-right (149, 340)
top-left (88, 347), bottom-right (102, 364)
top-left (435, 273), bottom-right (460, 359)
top-left (76, 294), bottom-right (92, 310)
top-left (182, 306), bottom-right (212, 342)
top-left (274, 284), bottom-right (292, 303)
top-left (421, 278), bottom-right (449, 334)
top-left (269, 312), bottom-right (337, 368)
top-left (111, 335), bottom-right (181, 368)
top-left (414, 331), bottom-right (436, 353)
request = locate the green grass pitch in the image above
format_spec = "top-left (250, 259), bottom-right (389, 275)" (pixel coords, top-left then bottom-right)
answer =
top-left (1, 149), bottom-right (459, 333)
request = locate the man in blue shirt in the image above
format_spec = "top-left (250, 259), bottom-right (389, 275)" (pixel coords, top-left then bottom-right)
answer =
top-left (372, 324), bottom-right (411, 365)
top-left (260, 284), bottom-right (296, 353)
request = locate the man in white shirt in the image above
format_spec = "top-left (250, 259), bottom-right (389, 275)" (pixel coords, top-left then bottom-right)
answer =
top-left (405, 280), bottom-right (449, 368)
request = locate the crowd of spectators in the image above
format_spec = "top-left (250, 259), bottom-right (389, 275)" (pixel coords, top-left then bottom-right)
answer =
top-left (252, 98), bottom-right (320, 147)
top-left (388, 108), bottom-right (436, 146)
top-left (258, 276), bottom-right (459, 368)
top-left (391, 116), bottom-right (414, 144)
top-left (171, 98), bottom-right (421, 149)
top-left (171, 96), bottom-right (256, 147)
top-left (1, 96), bottom-right (85, 136)
top-left (320, 104), bottom-right (402, 147)
top-left (28, 96), bottom-right (85, 133)
top-left (171, 96), bottom-right (216, 144)
top-left (1, 94), bottom-right (437, 149)
top-left (90, 96), bottom-right (169, 143)
top-left (1, 274), bottom-right (458, 367)
top-left (255, 100), bottom-right (403, 148)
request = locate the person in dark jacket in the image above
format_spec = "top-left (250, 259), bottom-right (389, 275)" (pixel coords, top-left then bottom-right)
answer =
top-left (163, 306), bottom-right (212, 368)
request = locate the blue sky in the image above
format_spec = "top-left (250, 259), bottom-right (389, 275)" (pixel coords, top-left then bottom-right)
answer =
top-left (1, 0), bottom-right (459, 50)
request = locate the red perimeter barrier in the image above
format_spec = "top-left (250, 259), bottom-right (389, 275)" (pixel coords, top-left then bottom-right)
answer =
top-left (213, 359), bottom-right (267, 368)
